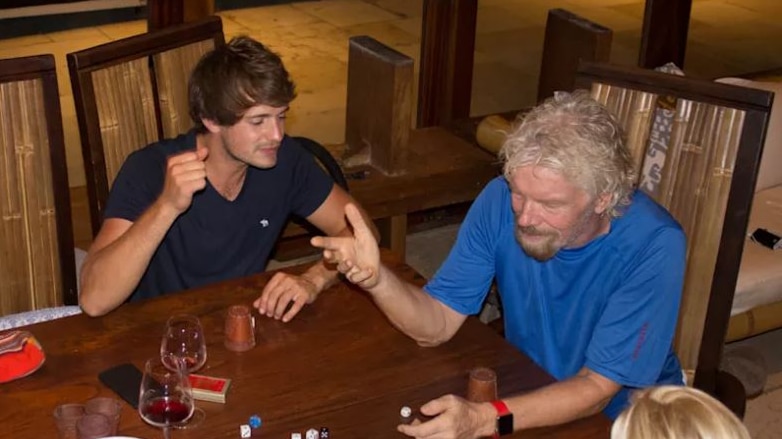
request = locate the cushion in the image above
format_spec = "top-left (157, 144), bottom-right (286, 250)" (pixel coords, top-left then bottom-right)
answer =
top-left (715, 77), bottom-right (782, 192)
top-left (732, 185), bottom-right (782, 315)
top-left (0, 306), bottom-right (82, 331)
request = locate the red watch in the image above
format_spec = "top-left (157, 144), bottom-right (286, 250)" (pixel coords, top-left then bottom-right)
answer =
top-left (490, 400), bottom-right (514, 438)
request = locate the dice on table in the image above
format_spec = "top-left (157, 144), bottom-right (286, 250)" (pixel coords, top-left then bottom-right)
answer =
top-left (291, 434), bottom-right (302, 439)
top-left (305, 428), bottom-right (319, 439)
top-left (248, 415), bottom-right (262, 429)
top-left (240, 424), bottom-right (252, 438)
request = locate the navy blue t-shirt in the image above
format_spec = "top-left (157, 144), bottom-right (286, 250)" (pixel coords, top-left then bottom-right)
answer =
top-left (104, 131), bottom-right (334, 301)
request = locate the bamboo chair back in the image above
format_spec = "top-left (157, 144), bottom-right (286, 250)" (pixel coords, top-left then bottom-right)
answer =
top-left (576, 62), bottom-right (773, 396)
top-left (67, 16), bottom-right (224, 235)
top-left (0, 55), bottom-right (77, 315)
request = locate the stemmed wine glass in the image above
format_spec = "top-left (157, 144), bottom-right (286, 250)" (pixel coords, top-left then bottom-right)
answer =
top-left (138, 355), bottom-right (194, 439)
top-left (160, 314), bottom-right (207, 373)
top-left (160, 314), bottom-right (207, 427)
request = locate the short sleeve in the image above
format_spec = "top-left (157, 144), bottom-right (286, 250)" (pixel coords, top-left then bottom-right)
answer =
top-left (585, 226), bottom-right (686, 387)
top-left (287, 139), bottom-right (334, 218)
top-left (104, 149), bottom-right (165, 222)
top-left (424, 177), bottom-right (506, 315)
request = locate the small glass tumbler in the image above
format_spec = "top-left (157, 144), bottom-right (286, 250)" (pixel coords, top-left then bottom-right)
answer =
top-left (85, 397), bottom-right (122, 435)
top-left (466, 367), bottom-right (498, 403)
top-left (76, 413), bottom-right (112, 439)
top-left (53, 403), bottom-right (85, 439)
top-left (224, 305), bottom-right (256, 352)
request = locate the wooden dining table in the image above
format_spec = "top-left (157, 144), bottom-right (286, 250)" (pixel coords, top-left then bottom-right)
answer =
top-left (0, 254), bottom-right (610, 438)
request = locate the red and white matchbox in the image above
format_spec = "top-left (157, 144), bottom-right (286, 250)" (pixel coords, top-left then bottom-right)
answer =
top-left (188, 374), bottom-right (231, 403)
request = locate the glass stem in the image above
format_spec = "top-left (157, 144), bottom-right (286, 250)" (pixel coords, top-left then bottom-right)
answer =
top-left (163, 426), bottom-right (171, 439)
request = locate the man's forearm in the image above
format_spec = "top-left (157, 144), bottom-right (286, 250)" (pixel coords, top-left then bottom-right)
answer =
top-left (503, 371), bottom-right (617, 430)
top-left (80, 202), bottom-right (180, 316)
top-left (367, 264), bottom-right (457, 346)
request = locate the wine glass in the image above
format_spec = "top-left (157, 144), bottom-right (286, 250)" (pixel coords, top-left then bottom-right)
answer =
top-left (160, 314), bottom-right (207, 428)
top-left (160, 314), bottom-right (207, 373)
top-left (138, 355), bottom-right (194, 439)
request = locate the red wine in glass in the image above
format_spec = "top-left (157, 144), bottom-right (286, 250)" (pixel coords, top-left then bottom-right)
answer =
top-left (160, 315), bottom-right (207, 429)
top-left (139, 356), bottom-right (194, 439)
top-left (140, 396), bottom-right (194, 427)
top-left (162, 355), bottom-right (199, 371)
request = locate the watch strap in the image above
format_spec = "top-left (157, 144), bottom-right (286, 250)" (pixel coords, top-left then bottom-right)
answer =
top-left (490, 400), bottom-right (512, 438)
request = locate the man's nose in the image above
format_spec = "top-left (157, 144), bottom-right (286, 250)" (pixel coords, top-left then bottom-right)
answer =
top-left (516, 202), bottom-right (539, 227)
top-left (267, 118), bottom-right (284, 142)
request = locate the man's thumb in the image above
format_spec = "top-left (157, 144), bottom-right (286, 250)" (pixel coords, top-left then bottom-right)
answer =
top-left (196, 146), bottom-right (209, 160)
top-left (345, 204), bottom-right (368, 233)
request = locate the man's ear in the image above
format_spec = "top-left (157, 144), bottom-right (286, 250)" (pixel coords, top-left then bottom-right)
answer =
top-left (202, 118), bottom-right (221, 134)
top-left (594, 192), bottom-right (613, 215)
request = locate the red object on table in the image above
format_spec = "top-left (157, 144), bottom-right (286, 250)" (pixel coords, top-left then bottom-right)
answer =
top-left (0, 330), bottom-right (45, 383)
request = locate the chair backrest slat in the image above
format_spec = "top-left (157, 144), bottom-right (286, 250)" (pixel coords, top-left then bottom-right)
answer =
top-left (68, 16), bottom-right (224, 236)
top-left (154, 39), bottom-right (217, 138)
top-left (0, 54), bottom-right (77, 316)
top-left (92, 58), bottom-right (160, 184)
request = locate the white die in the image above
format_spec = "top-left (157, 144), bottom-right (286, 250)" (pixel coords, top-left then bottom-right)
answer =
top-left (305, 428), bottom-right (319, 439)
top-left (240, 424), bottom-right (252, 438)
top-left (291, 434), bottom-right (302, 439)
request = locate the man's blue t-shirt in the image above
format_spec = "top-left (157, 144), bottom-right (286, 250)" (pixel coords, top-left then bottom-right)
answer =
top-left (104, 131), bottom-right (334, 301)
top-left (424, 177), bottom-right (686, 418)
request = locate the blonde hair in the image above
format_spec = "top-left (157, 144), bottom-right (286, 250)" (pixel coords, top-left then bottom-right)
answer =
top-left (499, 90), bottom-right (636, 217)
top-left (611, 386), bottom-right (750, 439)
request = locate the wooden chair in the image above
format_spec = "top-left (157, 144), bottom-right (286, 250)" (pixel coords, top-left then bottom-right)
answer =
top-left (294, 136), bottom-right (349, 192)
top-left (0, 54), bottom-right (77, 315)
top-left (67, 16), bottom-right (224, 236)
top-left (575, 61), bottom-right (774, 415)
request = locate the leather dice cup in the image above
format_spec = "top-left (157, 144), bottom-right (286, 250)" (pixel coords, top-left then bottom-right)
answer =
top-left (467, 366), bottom-right (498, 403)
top-left (224, 305), bottom-right (256, 352)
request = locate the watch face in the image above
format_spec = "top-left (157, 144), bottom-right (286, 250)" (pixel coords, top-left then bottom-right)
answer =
top-left (498, 413), bottom-right (514, 435)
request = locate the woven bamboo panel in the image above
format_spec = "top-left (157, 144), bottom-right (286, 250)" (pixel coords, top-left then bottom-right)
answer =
top-left (92, 57), bottom-right (159, 187)
top-left (0, 78), bottom-right (62, 315)
top-left (154, 39), bottom-right (215, 138)
top-left (594, 82), bottom-right (744, 372)
top-left (591, 83), bottom-right (656, 184)
top-left (670, 105), bottom-right (742, 370)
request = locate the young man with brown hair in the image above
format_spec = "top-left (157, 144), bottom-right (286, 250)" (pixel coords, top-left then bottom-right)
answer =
top-left (80, 36), bottom-right (373, 318)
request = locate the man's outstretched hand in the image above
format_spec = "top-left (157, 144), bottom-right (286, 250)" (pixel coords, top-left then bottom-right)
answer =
top-left (311, 203), bottom-right (380, 290)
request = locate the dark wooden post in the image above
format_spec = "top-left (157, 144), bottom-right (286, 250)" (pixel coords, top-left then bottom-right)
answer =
top-left (148, 0), bottom-right (213, 31)
top-left (345, 36), bottom-right (413, 176)
top-left (147, 0), bottom-right (184, 31)
top-left (638, 0), bottom-right (693, 69)
top-left (537, 9), bottom-right (612, 103)
top-left (417, 0), bottom-right (478, 128)
top-left (344, 36), bottom-right (415, 260)
top-left (184, 0), bottom-right (215, 23)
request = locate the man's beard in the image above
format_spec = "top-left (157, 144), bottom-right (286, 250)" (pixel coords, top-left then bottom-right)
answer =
top-left (514, 202), bottom-right (599, 262)
top-left (515, 226), bottom-right (560, 262)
